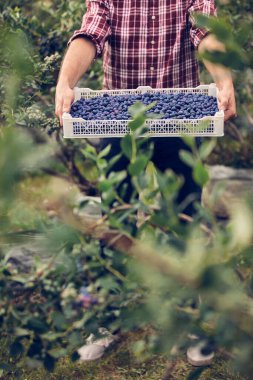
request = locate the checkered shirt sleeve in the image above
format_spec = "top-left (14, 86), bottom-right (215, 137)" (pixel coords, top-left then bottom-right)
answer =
top-left (68, 0), bottom-right (111, 58)
top-left (188, 0), bottom-right (217, 48)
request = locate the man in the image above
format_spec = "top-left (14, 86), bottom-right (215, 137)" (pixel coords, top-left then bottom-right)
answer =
top-left (55, 0), bottom-right (236, 365)
top-left (55, 0), bottom-right (236, 215)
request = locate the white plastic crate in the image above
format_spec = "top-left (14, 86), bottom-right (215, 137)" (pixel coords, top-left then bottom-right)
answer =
top-left (62, 84), bottom-right (224, 138)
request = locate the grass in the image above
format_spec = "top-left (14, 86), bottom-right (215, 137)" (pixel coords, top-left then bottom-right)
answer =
top-left (8, 175), bottom-right (80, 231)
top-left (2, 330), bottom-right (245, 380)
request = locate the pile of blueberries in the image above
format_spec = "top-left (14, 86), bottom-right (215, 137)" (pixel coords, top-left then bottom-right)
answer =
top-left (70, 92), bottom-right (219, 121)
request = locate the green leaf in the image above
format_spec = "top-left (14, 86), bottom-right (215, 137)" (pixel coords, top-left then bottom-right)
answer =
top-left (199, 139), bottom-right (216, 160)
top-left (52, 312), bottom-right (68, 330)
top-left (41, 332), bottom-right (63, 342)
top-left (68, 332), bottom-right (83, 350)
top-left (98, 276), bottom-right (121, 291)
top-left (26, 317), bottom-right (48, 333)
top-left (147, 112), bottom-right (162, 119)
top-left (48, 348), bottom-right (67, 359)
top-left (193, 162), bottom-right (209, 187)
top-left (11, 276), bottom-right (28, 284)
top-left (81, 145), bottom-right (97, 161)
top-left (145, 101), bottom-right (157, 112)
top-left (73, 311), bottom-right (93, 329)
top-left (128, 114), bottom-right (146, 132)
top-left (128, 101), bottom-right (147, 117)
top-left (98, 143), bottom-right (111, 159)
top-left (195, 14), bottom-right (232, 43)
top-left (128, 155), bottom-right (149, 176)
top-left (181, 136), bottom-right (196, 149)
top-left (179, 150), bottom-right (195, 168)
top-left (98, 179), bottom-right (112, 192)
top-left (107, 153), bottom-right (121, 171)
top-left (14, 328), bottom-right (30, 337)
top-left (235, 23), bottom-right (252, 45)
top-left (120, 134), bottom-right (132, 160)
top-left (150, 213), bottom-right (170, 229)
top-left (129, 101), bottom-right (157, 118)
top-left (201, 50), bottom-right (246, 71)
top-left (108, 170), bottom-right (127, 184)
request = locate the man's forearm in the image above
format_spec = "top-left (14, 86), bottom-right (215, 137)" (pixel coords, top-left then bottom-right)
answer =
top-left (55, 37), bottom-right (96, 125)
top-left (57, 37), bottom-right (96, 88)
top-left (198, 34), bottom-right (237, 121)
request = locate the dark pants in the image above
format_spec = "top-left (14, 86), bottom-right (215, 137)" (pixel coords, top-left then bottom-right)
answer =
top-left (100, 137), bottom-right (202, 217)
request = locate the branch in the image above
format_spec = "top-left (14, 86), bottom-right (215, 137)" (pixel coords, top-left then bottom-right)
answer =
top-left (226, 121), bottom-right (244, 142)
top-left (71, 159), bottom-right (97, 195)
top-left (41, 167), bottom-right (70, 181)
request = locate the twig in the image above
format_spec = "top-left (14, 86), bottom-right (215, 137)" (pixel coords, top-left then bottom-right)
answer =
top-left (101, 230), bottom-right (198, 286)
top-left (71, 159), bottom-right (97, 195)
top-left (235, 267), bottom-right (247, 282)
top-left (218, 347), bottom-right (236, 360)
top-left (226, 121), bottom-right (244, 143)
top-left (96, 255), bottom-right (126, 282)
top-left (87, 204), bottom-right (134, 232)
top-left (179, 213), bottom-right (214, 238)
top-left (242, 105), bottom-right (253, 129)
top-left (34, 92), bottom-right (51, 107)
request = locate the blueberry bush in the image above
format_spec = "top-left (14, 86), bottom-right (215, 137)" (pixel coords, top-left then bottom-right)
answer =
top-left (0, 0), bottom-right (253, 379)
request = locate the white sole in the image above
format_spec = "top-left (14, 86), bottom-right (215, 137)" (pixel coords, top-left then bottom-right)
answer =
top-left (187, 343), bottom-right (214, 367)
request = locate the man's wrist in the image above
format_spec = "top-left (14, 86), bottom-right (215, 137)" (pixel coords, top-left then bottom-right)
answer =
top-left (215, 77), bottom-right (234, 90)
top-left (56, 80), bottom-right (73, 90)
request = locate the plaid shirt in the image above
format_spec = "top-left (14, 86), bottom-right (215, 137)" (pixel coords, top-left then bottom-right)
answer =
top-left (69, 0), bottom-right (216, 90)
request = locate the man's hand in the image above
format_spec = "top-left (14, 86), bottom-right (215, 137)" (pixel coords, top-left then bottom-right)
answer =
top-left (217, 80), bottom-right (237, 122)
top-left (54, 38), bottom-right (96, 127)
top-left (55, 85), bottom-right (74, 126)
top-left (198, 34), bottom-right (237, 122)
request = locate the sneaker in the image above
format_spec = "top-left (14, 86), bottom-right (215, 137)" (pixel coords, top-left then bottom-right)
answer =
top-left (187, 340), bottom-right (215, 367)
top-left (78, 328), bottom-right (117, 361)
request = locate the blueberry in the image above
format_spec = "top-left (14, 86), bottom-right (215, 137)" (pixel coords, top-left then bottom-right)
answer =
top-left (69, 92), bottom-right (218, 121)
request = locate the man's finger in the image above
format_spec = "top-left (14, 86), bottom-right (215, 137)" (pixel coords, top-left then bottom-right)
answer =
top-left (55, 95), bottom-right (64, 123)
top-left (218, 96), bottom-right (229, 112)
top-left (62, 95), bottom-right (73, 113)
top-left (55, 104), bottom-right (61, 117)
top-left (55, 103), bottom-right (64, 127)
top-left (61, 98), bottom-right (73, 127)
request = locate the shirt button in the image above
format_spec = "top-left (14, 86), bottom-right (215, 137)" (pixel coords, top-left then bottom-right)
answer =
top-left (150, 67), bottom-right (155, 71)
top-left (151, 15), bottom-right (156, 20)
top-left (151, 40), bottom-right (155, 45)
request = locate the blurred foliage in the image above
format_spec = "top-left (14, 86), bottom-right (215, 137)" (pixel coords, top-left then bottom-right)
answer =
top-left (198, 0), bottom-right (253, 167)
top-left (2, 111), bottom-right (253, 378)
top-left (0, 0), bottom-right (252, 168)
top-left (0, 1), bottom-right (103, 191)
top-left (0, 0), bottom-right (253, 379)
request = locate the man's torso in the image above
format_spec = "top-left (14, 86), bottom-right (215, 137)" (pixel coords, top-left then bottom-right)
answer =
top-left (103, 0), bottom-right (200, 89)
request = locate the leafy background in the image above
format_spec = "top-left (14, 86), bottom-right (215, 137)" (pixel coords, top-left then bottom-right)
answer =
top-left (0, 0), bottom-right (253, 379)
